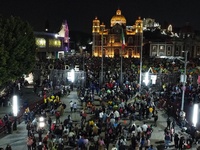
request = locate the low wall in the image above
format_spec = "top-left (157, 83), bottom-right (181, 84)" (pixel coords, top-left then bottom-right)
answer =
top-left (0, 97), bottom-right (44, 136)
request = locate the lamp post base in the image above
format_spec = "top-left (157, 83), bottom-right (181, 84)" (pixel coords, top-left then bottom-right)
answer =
top-left (180, 111), bottom-right (186, 128)
top-left (13, 117), bottom-right (17, 131)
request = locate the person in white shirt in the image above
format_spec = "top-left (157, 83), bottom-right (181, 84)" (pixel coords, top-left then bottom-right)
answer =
top-left (18, 82), bottom-right (21, 90)
top-left (137, 125), bottom-right (142, 136)
top-left (111, 145), bottom-right (117, 150)
top-left (73, 102), bottom-right (77, 112)
top-left (142, 122), bottom-right (148, 133)
top-left (114, 110), bottom-right (120, 120)
top-left (69, 101), bottom-right (74, 112)
top-left (99, 110), bottom-right (104, 122)
top-left (110, 117), bottom-right (115, 125)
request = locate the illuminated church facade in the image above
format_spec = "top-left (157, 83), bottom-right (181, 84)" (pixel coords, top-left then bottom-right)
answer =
top-left (92, 9), bottom-right (143, 58)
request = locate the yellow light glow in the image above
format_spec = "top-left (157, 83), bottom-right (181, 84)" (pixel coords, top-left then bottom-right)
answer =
top-left (36, 38), bottom-right (46, 48)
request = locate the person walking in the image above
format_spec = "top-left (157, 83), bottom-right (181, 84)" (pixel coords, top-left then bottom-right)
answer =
top-left (179, 136), bottom-right (185, 150)
top-left (154, 111), bottom-right (158, 127)
top-left (5, 144), bottom-right (12, 150)
top-left (164, 131), bottom-right (171, 149)
top-left (27, 136), bottom-right (33, 150)
top-left (170, 127), bottom-right (174, 142)
top-left (73, 102), bottom-right (77, 112)
top-left (98, 137), bottom-right (105, 150)
top-left (174, 133), bottom-right (179, 149)
top-left (166, 117), bottom-right (171, 129)
top-left (69, 101), bottom-right (74, 112)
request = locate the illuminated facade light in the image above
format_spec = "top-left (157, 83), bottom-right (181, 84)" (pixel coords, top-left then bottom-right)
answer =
top-left (67, 69), bottom-right (75, 83)
top-left (36, 38), bottom-right (46, 48)
top-left (49, 39), bottom-right (61, 47)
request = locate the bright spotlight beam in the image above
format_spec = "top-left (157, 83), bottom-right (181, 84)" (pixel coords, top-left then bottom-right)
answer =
top-left (192, 104), bottom-right (199, 127)
top-left (12, 95), bottom-right (18, 117)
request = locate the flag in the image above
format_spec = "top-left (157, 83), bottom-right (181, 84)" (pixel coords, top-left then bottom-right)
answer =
top-left (121, 28), bottom-right (125, 50)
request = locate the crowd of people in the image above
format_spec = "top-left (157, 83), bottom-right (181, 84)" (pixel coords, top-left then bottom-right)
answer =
top-left (1, 55), bottom-right (200, 150)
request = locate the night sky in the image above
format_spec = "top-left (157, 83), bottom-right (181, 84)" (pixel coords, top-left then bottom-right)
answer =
top-left (1, 0), bottom-right (200, 34)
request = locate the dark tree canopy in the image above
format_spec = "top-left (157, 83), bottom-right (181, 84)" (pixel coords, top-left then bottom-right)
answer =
top-left (0, 15), bottom-right (36, 85)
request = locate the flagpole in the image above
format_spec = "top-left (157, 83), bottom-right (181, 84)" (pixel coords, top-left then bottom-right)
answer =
top-left (100, 29), bottom-right (104, 86)
top-left (120, 47), bottom-right (123, 86)
top-left (120, 28), bottom-right (125, 86)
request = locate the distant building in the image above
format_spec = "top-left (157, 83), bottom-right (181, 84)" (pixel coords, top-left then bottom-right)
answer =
top-left (143, 18), bottom-right (160, 30)
top-left (34, 20), bottom-right (70, 60)
top-left (149, 23), bottom-right (200, 59)
top-left (92, 9), bottom-right (143, 58)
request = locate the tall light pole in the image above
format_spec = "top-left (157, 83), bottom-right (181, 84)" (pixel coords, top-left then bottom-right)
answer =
top-left (139, 28), bottom-right (143, 93)
top-left (100, 30), bottom-right (104, 86)
top-left (12, 95), bottom-right (18, 131)
top-left (181, 50), bottom-right (188, 112)
top-left (120, 28), bottom-right (125, 86)
top-left (120, 46), bottom-right (123, 86)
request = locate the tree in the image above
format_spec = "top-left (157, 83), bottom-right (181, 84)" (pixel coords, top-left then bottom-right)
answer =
top-left (0, 15), bottom-right (36, 85)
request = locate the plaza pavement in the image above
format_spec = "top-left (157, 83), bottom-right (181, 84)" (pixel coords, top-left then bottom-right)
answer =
top-left (0, 86), bottom-right (199, 150)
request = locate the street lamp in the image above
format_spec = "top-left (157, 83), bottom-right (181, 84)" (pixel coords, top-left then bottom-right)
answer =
top-left (38, 116), bottom-right (45, 128)
top-left (192, 104), bottom-right (199, 127)
top-left (12, 95), bottom-right (18, 130)
top-left (178, 51), bottom-right (188, 128)
top-left (120, 28), bottom-right (126, 86)
top-left (38, 116), bottom-right (45, 142)
top-left (120, 44), bottom-right (123, 86)
top-left (139, 26), bottom-right (143, 93)
top-left (180, 51), bottom-right (188, 112)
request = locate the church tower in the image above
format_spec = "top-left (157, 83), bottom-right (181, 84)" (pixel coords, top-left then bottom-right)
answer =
top-left (92, 9), bottom-right (143, 58)
top-left (92, 17), bottom-right (100, 56)
top-left (135, 17), bottom-right (143, 57)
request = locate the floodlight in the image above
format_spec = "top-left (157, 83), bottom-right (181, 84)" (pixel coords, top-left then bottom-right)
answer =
top-left (192, 104), bottom-right (199, 127)
top-left (12, 95), bottom-right (18, 117)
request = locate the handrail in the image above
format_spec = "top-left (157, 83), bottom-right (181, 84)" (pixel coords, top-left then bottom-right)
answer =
top-left (0, 89), bottom-right (60, 136)
top-left (0, 98), bottom-right (44, 136)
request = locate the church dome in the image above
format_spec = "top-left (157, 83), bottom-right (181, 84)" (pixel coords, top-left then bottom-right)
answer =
top-left (111, 9), bottom-right (126, 27)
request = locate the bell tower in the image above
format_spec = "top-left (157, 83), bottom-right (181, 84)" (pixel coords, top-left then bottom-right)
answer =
top-left (135, 17), bottom-right (143, 57)
top-left (92, 17), bottom-right (100, 33)
top-left (92, 17), bottom-right (100, 56)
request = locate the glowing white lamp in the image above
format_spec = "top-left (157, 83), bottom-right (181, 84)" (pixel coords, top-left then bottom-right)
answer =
top-left (70, 69), bottom-right (75, 83)
top-left (143, 72), bottom-right (149, 86)
top-left (39, 116), bottom-right (44, 122)
top-left (151, 75), bottom-right (157, 84)
top-left (192, 104), bottom-right (199, 127)
top-left (12, 95), bottom-right (18, 117)
top-left (39, 122), bottom-right (45, 128)
top-left (39, 116), bottom-right (45, 128)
